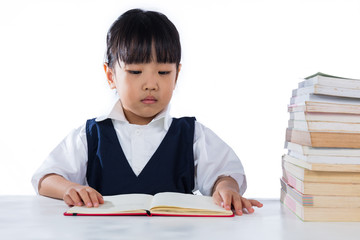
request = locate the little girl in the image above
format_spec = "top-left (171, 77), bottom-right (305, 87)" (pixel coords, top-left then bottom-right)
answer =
top-left (32, 8), bottom-right (262, 216)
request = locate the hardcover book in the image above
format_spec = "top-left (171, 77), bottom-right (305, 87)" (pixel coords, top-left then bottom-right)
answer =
top-left (64, 192), bottom-right (234, 217)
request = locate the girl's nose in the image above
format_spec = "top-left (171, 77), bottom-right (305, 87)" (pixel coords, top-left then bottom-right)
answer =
top-left (143, 78), bottom-right (159, 91)
top-left (144, 86), bottom-right (157, 91)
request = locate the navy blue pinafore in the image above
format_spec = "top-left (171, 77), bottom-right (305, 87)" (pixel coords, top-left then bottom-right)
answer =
top-left (85, 117), bottom-right (195, 196)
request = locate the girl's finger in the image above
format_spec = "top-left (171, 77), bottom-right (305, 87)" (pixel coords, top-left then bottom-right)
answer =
top-left (88, 192), bottom-right (99, 207)
top-left (63, 194), bottom-right (75, 206)
top-left (88, 189), bottom-right (103, 207)
top-left (219, 192), bottom-right (232, 210)
top-left (212, 191), bottom-right (223, 206)
top-left (231, 194), bottom-right (243, 216)
top-left (241, 198), bottom-right (254, 214)
top-left (249, 199), bottom-right (263, 208)
top-left (97, 192), bottom-right (105, 205)
top-left (78, 188), bottom-right (94, 207)
top-left (68, 189), bottom-right (83, 206)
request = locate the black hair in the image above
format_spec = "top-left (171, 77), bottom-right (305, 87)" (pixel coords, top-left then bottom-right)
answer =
top-left (105, 9), bottom-right (181, 70)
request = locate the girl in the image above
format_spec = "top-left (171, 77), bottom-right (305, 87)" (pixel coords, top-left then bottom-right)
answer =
top-left (32, 9), bottom-right (262, 216)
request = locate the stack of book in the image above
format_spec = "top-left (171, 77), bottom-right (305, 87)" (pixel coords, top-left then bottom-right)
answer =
top-left (281, 72), bottom-right (360, 221)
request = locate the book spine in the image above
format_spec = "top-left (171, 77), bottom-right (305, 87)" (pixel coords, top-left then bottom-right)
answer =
top-left (280, 189), bottom-right (304, 221)
top-left (281, 178), bottom-right (313, 205)
top-left (150, 213), bottom-right (235, 217)
top-left (63, 212), bottom-right (148, 216)
top-left (282, 169), bottom-right (305, 193)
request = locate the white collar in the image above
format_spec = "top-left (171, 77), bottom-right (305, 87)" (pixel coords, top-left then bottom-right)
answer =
top-left (95, 99), bottom-right (172, 131)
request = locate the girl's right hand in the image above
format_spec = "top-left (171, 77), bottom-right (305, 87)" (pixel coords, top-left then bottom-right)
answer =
top-left (63, 184), bottom-right (104, 207)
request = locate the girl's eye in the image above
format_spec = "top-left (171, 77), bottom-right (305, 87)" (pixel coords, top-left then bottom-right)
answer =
top-left (158, 71), bottom-right (170, 75)
top-left (128, 70), bottom-right (142, 75)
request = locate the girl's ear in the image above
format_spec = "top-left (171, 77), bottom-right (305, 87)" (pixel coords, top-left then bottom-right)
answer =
top-left (175, 63), bottom-right (182, 85)
top-left (104, 63), bottom-right (116, 89)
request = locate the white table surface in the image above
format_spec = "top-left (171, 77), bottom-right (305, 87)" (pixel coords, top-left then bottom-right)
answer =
top-left (1, 196), bottom-right (360, 240)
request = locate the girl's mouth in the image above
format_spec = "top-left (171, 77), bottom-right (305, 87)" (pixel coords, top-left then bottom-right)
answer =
top-left (141, 96), bottom-right (157, 104)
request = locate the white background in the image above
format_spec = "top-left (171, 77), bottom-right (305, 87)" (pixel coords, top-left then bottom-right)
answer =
top-left (1, 0), bottom-right (360, 198)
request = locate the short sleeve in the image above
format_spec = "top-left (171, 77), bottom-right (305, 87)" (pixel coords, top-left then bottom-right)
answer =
top-left (193, 122), bottom-right (247, 196)
top-left (31, 124), bottom-right (88, 194)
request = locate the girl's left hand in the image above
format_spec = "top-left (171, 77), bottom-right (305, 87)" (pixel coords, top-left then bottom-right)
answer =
top-left (212, 176), bottom-right (263, 215)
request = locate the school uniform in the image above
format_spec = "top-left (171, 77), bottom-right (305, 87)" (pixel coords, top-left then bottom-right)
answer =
top-left (32, 100), bottom-right (247, 196)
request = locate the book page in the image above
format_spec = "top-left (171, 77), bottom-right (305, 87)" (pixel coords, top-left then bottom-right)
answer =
top-left (66, 194), bottom-right (153, 214)
top-left (150, 192), bottom-right (231, 215)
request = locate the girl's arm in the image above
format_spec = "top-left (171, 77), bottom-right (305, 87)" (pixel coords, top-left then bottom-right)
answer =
top-left (193, 122), bottom-right (247, 196)
top-left (212, 176), bottom-right (263, 216)
top-left (39, 174), bottom-right (104, 207)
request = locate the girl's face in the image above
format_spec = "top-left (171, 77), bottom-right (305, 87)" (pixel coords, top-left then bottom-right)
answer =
top-left (105, 59), bottom-right (180, 125)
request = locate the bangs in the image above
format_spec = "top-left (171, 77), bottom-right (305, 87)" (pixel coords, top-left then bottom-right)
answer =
top-left (106, 9), bottom-right (181, 68)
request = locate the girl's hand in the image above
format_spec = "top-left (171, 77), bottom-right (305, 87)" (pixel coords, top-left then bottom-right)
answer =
top-left (63, 184), bottom-right (104, 208)
top-left (212, 176), bottom-right (263, 215)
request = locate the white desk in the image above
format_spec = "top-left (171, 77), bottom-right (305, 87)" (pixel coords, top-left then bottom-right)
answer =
top-left (1, 196), bottom-right (360, 240)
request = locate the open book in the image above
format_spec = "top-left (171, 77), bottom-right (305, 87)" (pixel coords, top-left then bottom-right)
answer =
top-left (64, 192), bottom-right (234, 217)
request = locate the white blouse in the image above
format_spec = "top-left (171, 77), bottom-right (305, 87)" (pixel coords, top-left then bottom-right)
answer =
top-left (31, 100), bottom-right (247, 196)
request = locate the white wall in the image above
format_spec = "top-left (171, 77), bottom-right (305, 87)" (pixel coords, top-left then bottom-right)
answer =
top-left (1, 0), bottom-right (360, 198)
